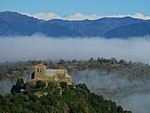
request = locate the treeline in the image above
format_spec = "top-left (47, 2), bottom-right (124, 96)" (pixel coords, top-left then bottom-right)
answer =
top-left (0, 58), bottom-right (150, 80)
top-left (0, 79), bottom-right (132, 113)
top-left (0, 60), bottom-right (48, 80)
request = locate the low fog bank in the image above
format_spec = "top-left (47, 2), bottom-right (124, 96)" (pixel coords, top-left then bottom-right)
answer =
top-left (72, 70), bottom-right (150, 113)
top-left (0, 75), bottom-right (31, 95)
top-left (121, 93), bottom-right (150, 113)
top-left (0, 35), bottom-right (150, 64)
top-left (0, 79), bottom-right (16, 95)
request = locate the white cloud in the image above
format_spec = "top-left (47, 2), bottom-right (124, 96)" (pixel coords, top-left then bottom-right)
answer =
top-left (23, 12), bottom-right (102, 20)
top-left (132, 13), bottom-right (150, 20)
top-left (66, 13), bottom-right (101, 20)
top-left (24, 12), bottom-right (62, 20)
top-left (23, 12), bottom-right (150, 20)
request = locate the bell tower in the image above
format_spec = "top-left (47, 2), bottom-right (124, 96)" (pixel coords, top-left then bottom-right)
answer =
top-left (34, 64), bottom-right (46, 79)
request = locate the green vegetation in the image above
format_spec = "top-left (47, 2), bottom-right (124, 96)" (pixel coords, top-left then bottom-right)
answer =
top-left (11, 79), bottom-right (26, 94)
top-left (0, 58), bottom-right (149, 113)
top-left (0, 58), bottom-right (150, 81)
top-left (0, 80), bottom-right (131, 113)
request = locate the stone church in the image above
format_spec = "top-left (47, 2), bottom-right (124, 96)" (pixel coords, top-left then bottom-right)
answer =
top-left (30, 64), bottom-right (73, 85)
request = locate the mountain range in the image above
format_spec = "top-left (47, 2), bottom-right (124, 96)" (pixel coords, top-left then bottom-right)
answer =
top-left (0, 11), bottom-right (150, 38)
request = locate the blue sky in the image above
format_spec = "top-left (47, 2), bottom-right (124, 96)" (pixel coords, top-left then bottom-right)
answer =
top-left (0, 0), bottom-right (150, 16)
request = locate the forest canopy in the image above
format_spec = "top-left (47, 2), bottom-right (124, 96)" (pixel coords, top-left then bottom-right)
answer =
top-left (0, 80), bottom-right (132, 113)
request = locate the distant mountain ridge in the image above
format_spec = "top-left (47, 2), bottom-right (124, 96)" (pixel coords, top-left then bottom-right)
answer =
top-left (0, 11), bottom-right (150, 38)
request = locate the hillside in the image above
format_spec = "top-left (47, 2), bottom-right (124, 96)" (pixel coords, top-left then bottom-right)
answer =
top-left (0, 79), bottom-right (131, 113)
top-left (0, 58), bottom-right (150, 112)
top-left (1, 58), bottom-right (150, 81)
top-left (0, 11), bottom-right (150, 38)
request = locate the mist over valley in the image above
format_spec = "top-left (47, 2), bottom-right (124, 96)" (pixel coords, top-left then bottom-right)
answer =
top-left (0, 11), bottom-right (150, 113)
top-left (0, 35), bottom-right (150, 64)
top-left (0, 56), bottom-right (150, 113)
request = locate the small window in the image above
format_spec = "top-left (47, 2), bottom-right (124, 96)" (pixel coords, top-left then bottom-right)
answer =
top-left (37, 68), bottom-right (42, 72)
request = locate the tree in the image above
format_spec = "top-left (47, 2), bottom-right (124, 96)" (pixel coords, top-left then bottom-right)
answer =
top-left (48, 82), bottom-right (55, 90)
top-left (97, 57), bottom-right (101, 62)
top-left (11, 79), bottom-right (25, 94)
top-left (16, 78), bottom-right (24, 88)
top-left (11, 85), bottom-right (20, 94)
top-left (60, 82), bottom-right (68, 89)
top-left (35, 80), bottom-right (46, 89)
top-left (89, 57), bottom-right (94, 63)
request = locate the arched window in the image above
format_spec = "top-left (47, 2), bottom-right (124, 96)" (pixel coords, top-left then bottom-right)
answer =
top-left (37, 68), bottom-right (42, 72)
